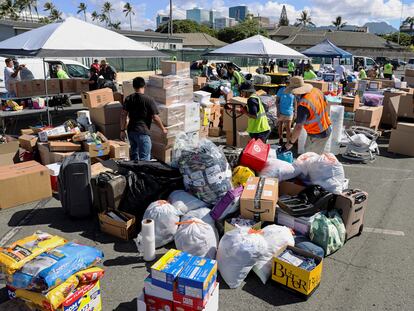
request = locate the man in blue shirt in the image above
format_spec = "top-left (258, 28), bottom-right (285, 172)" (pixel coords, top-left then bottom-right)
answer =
top-left (276, 85), bottom-right (296, 145)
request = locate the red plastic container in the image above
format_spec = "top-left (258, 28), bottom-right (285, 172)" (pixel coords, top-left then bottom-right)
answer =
top-left (239, 138), bottom-right (270, 172)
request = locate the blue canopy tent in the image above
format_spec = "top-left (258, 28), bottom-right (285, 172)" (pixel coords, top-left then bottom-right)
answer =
top-left (301, 39), bottom-right (352, 59)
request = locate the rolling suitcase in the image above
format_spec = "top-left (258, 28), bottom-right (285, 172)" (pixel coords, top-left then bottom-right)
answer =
top-left (334, 189), bottom-right (368, 240)
top-left (91, 172), bottom-right (127, 213)
top-left (58, 152), bottom-right (92, 218)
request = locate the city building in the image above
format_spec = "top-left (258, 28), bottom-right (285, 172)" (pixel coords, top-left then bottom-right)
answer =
top-left (252, 16), bottom-right (270, 27)
top-left (229, 6), bottom-right (247, 22)
top-left (209, 10), bottom-right (221, 28)
top-left (156, 14), bottom-right (169, 28)
top-left (186, 8), bottom-right (210, 25)
top-left (214, 17), bottom-right (237, 30)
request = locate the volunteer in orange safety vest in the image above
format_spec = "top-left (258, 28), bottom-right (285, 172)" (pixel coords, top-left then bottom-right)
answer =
top-left (283, 76), bottom-right (332, 154)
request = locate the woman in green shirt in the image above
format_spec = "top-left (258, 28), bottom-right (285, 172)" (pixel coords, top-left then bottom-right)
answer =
top-left (358, 67), bottom-right (367, 80)
top-left (303, 64), bottom-right (317, 80)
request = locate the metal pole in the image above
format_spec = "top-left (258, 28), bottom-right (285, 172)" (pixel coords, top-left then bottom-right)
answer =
top-left (42, 58), bottom-right (51, 125)
top-left (169, 0), bottom-right (173, 36)
top-left (398, 1), bottom-right (404, 45)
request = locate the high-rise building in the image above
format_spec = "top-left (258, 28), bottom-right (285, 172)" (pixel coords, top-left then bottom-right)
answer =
top-left (214, 17), bottom-right (237, 30)
top-left (229, 6), bottom-right (247, 22)
top-left (186, 8), bottom-right (210, 25)
top-left (156, 14), bottom-right (170, 28)
top-left (209, 10), bottom-right (221, 28)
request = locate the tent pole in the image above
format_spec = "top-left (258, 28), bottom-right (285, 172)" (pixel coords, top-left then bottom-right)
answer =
top-left (43, 58), bottom-right (51, 125)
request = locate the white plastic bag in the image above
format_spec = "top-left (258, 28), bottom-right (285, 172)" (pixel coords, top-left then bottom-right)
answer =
top-left (181, 207), bottom-right (215, 228)
top-left (252, 225), bottom-right (295, 284)
top-left (168, 190), bottom-right (209, 214)
top-left (174, 218), bottom-right (218, 259)
top-left (216, 227), bottom-right (268, 289)
top-left (140, 200), bottom-right (182, 248)
top-left (293, 152), bottom-right (320, 177)
top-left (259, 158), bottom-right (299, 181)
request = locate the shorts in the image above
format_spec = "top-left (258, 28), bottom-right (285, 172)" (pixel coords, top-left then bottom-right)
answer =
top-left (278, 114), bottom-right (293, 122)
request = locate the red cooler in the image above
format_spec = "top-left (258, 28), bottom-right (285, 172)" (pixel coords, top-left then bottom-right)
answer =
top-left (239, 139), bottom-right (270, 172)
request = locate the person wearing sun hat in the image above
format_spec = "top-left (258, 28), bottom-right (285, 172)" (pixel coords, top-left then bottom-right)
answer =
top-left (283, 76), bottom-right (332, 154)
top-left (239, 81), bottom-right (271, 142)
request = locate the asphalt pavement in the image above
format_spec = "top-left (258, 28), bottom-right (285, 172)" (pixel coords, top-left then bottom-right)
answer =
top-left (0, 132), bottom-right (413, 311)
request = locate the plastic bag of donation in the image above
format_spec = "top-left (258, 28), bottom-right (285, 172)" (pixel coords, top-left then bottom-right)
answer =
top-left (178, 139), bottom-right (233, 205)
top-left (252, 225), bottom-right (295, 284)
top-left (181, 207), bottom-right (216, 228)
top-left (168, 190), bottom-right (209, 214)
top-left (139, 200), bottom-right (182, 249)
top-left (174, 218), bottom-right (218, 259)
top-left (294, 152), bottom-right (345, 194)
top-left (259, 158), bottom-right (299, 181)
top-left (217, 227), bottom-right (268, 288)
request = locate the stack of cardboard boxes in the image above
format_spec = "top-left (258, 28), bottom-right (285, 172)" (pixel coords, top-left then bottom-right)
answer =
top-left (9, 78), bottom-right (89, 97)
top-left (138, 249), bottom-right (219, 311)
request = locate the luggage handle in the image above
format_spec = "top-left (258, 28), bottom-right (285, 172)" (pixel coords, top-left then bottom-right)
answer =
top-left (354, 194), bottom-right (366, 204)
top-left (354, 206), bottom-right (364, 213)
top-left (352, 219), bottom-right (361, 225)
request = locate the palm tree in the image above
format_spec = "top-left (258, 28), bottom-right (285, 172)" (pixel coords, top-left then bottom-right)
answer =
top-left (32, 0), bottom-right (40, 20)
top-left (49, 8), bottom-right (62, 21)
top-left (77, 2), bottom-right (87, 21)
top-left (109, 21), bottom-right (121, 30)
top-left (402, 16), bottom-right (414, 34)
top-left (18, 0), bottom-right (34, 21)
top-left (43, 2), bottom-right (55, 13)
top-left (332, 16), bottom-right (346, 30)
top-left (91, 10), bottom-right (99, 22)
top-left (295, 10), bottom-right (315, 27)
top-left (0, 0), bottom-right (18, 20)
top-left (102, 2), bottom-right (113, 24)
top-left (99, 13), bottom-right (108, 25)
top-left (123, 2), bottom-right (135, 31)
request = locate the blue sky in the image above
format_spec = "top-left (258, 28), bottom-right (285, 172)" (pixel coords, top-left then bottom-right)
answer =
top-left (43, 0), bottom-right (414, 31)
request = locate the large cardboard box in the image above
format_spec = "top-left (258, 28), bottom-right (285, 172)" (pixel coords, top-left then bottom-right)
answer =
top-left (30, 79), bottom-right (46, 96)
top-left (194, 76), bottom-right (207, 87)
top-left (341, 95), bottom-right (360, 112)
top-left (209, 127), bottom-right (221, 137)
top-left (122, 80), bottom-right (134, 97)
top-left (406, 76), bottom-right (414, 88)
top-left (46, 78), bottom-right (61, 94)
top-left (48, 141), bottom-right (81, 152)
top-left (37, 142), bottom-right (74, 165)
top-left (150, 122), bottom-right (184, 143)
top-left (18, 134), bottom-right (38, 152)
top-left (397, 93), bottom-right (414, 118)
top-left (83, 141), bottom-right (110, 157)
top-left (60, 79), bottom-right (76, 93)
top-left (13, 80), bottom-right (33, 97)
top-left (0, 141), bottom-right (19, 166)
top-left (157, 103), bottom-right (186, 126)
top-left (223, 108), bottom-right (248, 132)
top-left (272, 245), bottom-right (323, 297)
top-left (98, 210), bottom-right (136, 240)
top-left (305, 80), bottom-right (328, 93)
top-left (82, 88), bottom-right (114, 108)
top-left (226, 131), bottom-right (251, 148)
top-left (161, 60), bottom-right (190, 76)
top-left (90, 101), bottom-right (123, 125)
top-left (152, 142), bottom-right (173, 163)
top-left (355, 106), bottom-right (383, 128)
top-left (149, 75), bottom-right (192, 89)
top-left (240, 177), bottom-right (278, 222)
top-left (382, 91), bottom-right (404, 127)
top-left (405, 68), bottom-right (414, 77)
top-left (109, 140), bottom-right (130, 160)
top-left (113, 91), bottom-right (124, 104)
top-left (146, 85), bottom-right (193, 106)
top-left (388, 122), bottom-right (414, 156)
top-left (74, 78), bottom-right (90, 93)
top-left (0, 161), bottom-right (52, 209)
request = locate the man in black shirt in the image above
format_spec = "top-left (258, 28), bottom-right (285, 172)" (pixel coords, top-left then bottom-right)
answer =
top-left (99, 60), bottom-right (117, 81)
top-left (120, 77), bottom-right (167, 160)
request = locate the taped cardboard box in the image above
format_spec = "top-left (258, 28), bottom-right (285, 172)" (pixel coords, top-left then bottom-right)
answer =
top-left (98, 210), bottom-right (136, 240)
top-left (146, 86), bottom-right (193, 106)
top-left (272, 245), bottom-right (323, 297)
top-left (0, 141), bottom-right (19, 166)
top-left (354, 106), bottom-right (383, 128)
top-left (83, 141), bottom-right (110, 158)
top-left (48, 141), bottom-right (82, 152)
top-left (240, 177), bottom-right (278, 222)
top-left (150, 122), bottom-right (185, 142)
top-left (194, 76), bottom-right (207, 87)
top-left (388, 122), bottom-right (414, 156)
top-left (341, 95), bottom-right (360, 112)
top-left (82, 88), bottom-right (114, 108)
top-left (90, 101), bottom-right (123, 125)
top-left (109, 140), bottom-right (130, 160)
top-left (38, 142), bottom-right (74, 165)
top-left (161, 61), bottom-right (190, 76)
top-left (304, 80), bottom-right (328, 93)
top-left (59, 79), bottom-right (76, 93)
top-left (157, 103), bottom-right (186, 126)
top-left (381, 91), bottom-right (404, 127)
top-left (0, 161), bottom-right (52, 209)
top-left (113, 91), bottom-right (124, 104)
top-left (397, 93), bottom-right (414, 118)
top-left (149, 75), bottom-right (193, 89)
top-left (18, 134), bottom-right (38, 152)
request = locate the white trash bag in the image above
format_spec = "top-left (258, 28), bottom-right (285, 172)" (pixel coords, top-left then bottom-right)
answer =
top-left (168, 190), bottom-right (209, 214)
top-left (259, 158), bottom-right (299, 181)
top-left (181, 207), bottom-right (215, 228)
top-left (137, 200), bottom-right (182, 250)
top-left (252, 225), bottom-right (295, 284)
top-left (217, 227), bottom-right (268, 289)
top-left (174, 218), bottom-right (218, 259)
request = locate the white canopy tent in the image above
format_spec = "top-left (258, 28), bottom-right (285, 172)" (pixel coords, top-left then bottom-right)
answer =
top-left (204, 34), bottom-right (306, 59)
top-left (0, 17), bottom-right (167, 124)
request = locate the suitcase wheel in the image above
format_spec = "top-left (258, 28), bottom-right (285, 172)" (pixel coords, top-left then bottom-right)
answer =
top-left (358, 224), bottom-right (364, 236)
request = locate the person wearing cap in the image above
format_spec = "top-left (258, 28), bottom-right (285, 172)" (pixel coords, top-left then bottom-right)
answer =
top-left (239, 81), bottom-right (271, 142)
top-left (284, 76), bottom-right (332, 154)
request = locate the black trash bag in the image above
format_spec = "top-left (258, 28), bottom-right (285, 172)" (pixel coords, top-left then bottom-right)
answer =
top-left (117, 160), bottom-right (183, 223)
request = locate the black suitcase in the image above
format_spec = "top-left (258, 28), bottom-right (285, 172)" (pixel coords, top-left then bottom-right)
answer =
top-left (334, 189), bottom-right (368, 240)
top-left (91, 172), bottom-right (127, 213)
top-left (58, 152), bottom-right (92, 218)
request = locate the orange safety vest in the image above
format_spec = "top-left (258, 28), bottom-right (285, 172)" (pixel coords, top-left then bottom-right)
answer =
top-left (299, 88), bottom-right (331, 135)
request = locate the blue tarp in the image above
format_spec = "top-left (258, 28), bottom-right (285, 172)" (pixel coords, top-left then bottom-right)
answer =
top-left (301, 39), bottom-right (352, 58)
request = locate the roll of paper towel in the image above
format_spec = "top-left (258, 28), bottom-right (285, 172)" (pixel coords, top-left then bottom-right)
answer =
top-left (141, 219), bottom-right (156, 261)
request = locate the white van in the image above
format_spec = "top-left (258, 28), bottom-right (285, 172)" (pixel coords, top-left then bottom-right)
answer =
top-left (0, 57), bottom-right (89, 93)
top-left (344, 56), bottom-right (377, 71)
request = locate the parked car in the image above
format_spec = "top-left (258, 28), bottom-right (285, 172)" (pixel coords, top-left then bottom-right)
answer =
top-left (408, 58), bottom-right (414, 69)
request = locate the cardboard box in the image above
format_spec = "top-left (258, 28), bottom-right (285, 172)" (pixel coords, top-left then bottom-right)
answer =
top-left (226, 131), bottom-right (251, 148)
top-left (305, 80), bottom-right (328, 93)
top-left (74, 78), bottom-right (90, 93)
top-left (272, 245), bottom-right (323, 297)
top-left (229, 97), bottom-right (248, 105)
top-left (0, 141), bottom-right (19, 166)
top-left (90, 101), bottom-right (123, 125)
top-left (152, 142), bottom-right (173, 163)
top-left (30, 79), bottom-right (45, 96)
top-left (405, 76), bottom-right (414, 88)
top-left (38, 125), bottom-right (68, 142)
top-left (122, 80), bottom-right (134, 97)
top-left (37, 142), bottom-right (74, 165)
top-left (0, 161), bottom-right (52, 209)
top-left (381, 91), bottom-right (404, 127)
top-left (161, 61), bottom-right (190, 76)
top-left (91, 162), bottom-right (113, 177)
top-left (400, 87), bottom-right (414, 94)
top-left (397, 93), bottom-right (414, 118)
top-left (18, 134), bottom-right (38, 152)
top-left (240, 177), bottom-right (278, 222)
top-left (355, 106), bottom-right (383, 127)
top-left (59, 79), bottom-right (76, 93)
top-left (405, 68), bottom-right (414, 77)
top-left (113, 91), bottom-right (124, 104)
top-left (177, 256), bottom-right (217, 300)
top-left (109, 140), bottom-right (130, 160)
top-left (98, 210), bottom-right (136, 240)
top-left (208, 127), bottom-right (221, 137)
top-left (149, 75), bottom-right (192, 89)
top-left (48, 141), bottom-right (81, 152)
top-left (193, 91), bottom-right (211, 104)
top-left (341, 95), bottom-right (360, 112)
top-left (150, 122), bottom-right (185, 142)
top-left (144, 277), bottom-right (173, 301)
top-left (46, 78), bottom-right (61, 94)
top-left (82, 88), bottom-right (114, 108)
top-left (83, 141), bottom-right (110, 158)
top-left (20, 128), bottom-right (34, 135)
top-left (223, 108), bottom-right (248, 132)
top-left (146, 86), bottom-right (193, 106)
top-left (95, 123), bottom-right (121, 140)
top-left (174, 281), bottom-right (217, 311)
top-left (14, 80), bottom-right (33, 97)
top-left (151, 249), bottom-right (193, 291)
top-left (194, 76), bottom-right (207, 87)
top-left (388, 122), bottom-right (414, 156)
top-left (158, 103), bottom-right (186, 126)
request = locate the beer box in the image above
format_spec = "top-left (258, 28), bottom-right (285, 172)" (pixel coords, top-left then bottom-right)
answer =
top-left (272, 245), bottom-right (323, 297)
top-left (151, 249), bottom-right (193, 291)
top-left (177, 256), bottom-right (217, 300)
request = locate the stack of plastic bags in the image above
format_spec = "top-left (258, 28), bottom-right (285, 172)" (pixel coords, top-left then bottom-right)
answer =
top-left (0, 231), bottom-right (104, 311)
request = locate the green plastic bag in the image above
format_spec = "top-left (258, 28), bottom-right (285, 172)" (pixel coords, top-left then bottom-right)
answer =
top-left (310, 210), bottom-right (346, 256)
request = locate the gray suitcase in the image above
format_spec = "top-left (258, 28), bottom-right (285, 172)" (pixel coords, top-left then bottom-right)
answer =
top-left (92, 172), bottom-right (127, 213)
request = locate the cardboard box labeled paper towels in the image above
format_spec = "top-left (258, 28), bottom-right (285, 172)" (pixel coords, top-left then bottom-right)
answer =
top-left (240, 177), bottom-right (278, 222)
